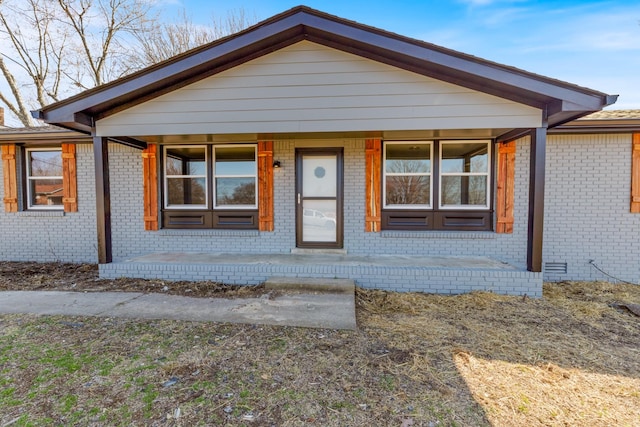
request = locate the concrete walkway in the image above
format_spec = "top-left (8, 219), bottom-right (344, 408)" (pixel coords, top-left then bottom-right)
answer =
top-left (0, 289), bottom-right (357, 330)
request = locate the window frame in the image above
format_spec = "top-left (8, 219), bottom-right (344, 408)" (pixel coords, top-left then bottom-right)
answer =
top-left (438, 140), bottom-right (491, 210)
top-left (163, 145), bottom-right (208, 210)
top-left (212, 144), bottom-right (258, 210)
top-left (382, 141), bottom-right (433, 210)
top-left (25, 147), bottom-right (64, 210)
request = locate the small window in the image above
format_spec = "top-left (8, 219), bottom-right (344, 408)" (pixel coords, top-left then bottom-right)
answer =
top-left (383, 142), bottom-right (432, 208)
top-left (440, 141), bottom-right (490, 209)
top-left (213, 145), bottom-right (257, 209)
top-left (25, 148), bottom-right (63, 209)
top-left (164, 146), bottom-right (207, 209)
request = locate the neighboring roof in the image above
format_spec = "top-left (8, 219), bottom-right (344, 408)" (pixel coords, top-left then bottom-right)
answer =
top-left (34, 184), bottom-right (63, 195)
top-left (581, 110), bottom-right (640, 120)
top-left (552, 109), bottom-right (640, 133)
top-left (0, 125), bottom-right (89, 142)
top-left (34, 5), bottom-right (616, 135)
top-left (0, 125), bottom-right (66, 133)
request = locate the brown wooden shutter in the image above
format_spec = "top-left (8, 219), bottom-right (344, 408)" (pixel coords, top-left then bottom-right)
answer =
top-left (258, 140), bottom-right (274, 231)
top-left (1, 144), bottom-right (18, 212)
top-left (142, 144), bottom-right (159, 230)
top-left (632, 133), bottom-right (640, 213)
top-left (61, 143), bottom-right (78, 212)
top-left (496, 140), bottom-right (516, 233)
top-left (365, 138), bottom-right (382, 232)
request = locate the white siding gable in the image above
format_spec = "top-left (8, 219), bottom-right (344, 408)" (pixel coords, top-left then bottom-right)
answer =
top-left (96, 41), bottom-right (542, 136)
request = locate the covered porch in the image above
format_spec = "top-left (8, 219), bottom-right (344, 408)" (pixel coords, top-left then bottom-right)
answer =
top-left (32, 6), bottom-right (615, 295)
top-left (99, 252), bottom-right (542, 297)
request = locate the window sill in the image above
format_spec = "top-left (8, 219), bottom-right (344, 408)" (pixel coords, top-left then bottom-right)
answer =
top-left (381, 230), bottom-right (497, 239)
top-left (158, 229), bottom-right (260, 237)
top-left (16, 210), bottom-right (65, 217)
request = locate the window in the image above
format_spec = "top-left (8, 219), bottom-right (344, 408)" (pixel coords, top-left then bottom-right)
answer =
top-left (440, 141), bottom-right (490, 209)
top-left (383, 142), bottom-right (432, 208)
top-left (162, 144), bottom-right (258, 229)
top-left (25, 148), bottom-right (63, 209)
top-left (213, 145), bottom-right (257, 209)
top-left (382, 140), bottom-right (492, 231)
top-left (164, 146), bottom-right (207, 209)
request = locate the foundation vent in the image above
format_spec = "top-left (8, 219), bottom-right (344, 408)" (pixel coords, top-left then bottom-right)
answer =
top-left (544, 262), bottom-right (568, 274)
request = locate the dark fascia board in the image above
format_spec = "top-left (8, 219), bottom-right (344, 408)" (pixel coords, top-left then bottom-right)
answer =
top-left (35, 5), bottom-right (615, 130)
top-left (551, 117), bottom-right (640, 134)
top-left (108, 136), bottom-right (147, 150)
top-left (496, 128), bottom-right (532, 143)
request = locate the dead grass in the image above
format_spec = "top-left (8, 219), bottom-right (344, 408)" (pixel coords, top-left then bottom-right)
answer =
top-left (1, 262), bottom-right (639, 426)
top-left (357, 283), bottom-right (640, 426)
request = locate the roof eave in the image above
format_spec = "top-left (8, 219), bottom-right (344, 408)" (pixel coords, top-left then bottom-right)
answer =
top-left (0, 129), bottom-right (89, 142)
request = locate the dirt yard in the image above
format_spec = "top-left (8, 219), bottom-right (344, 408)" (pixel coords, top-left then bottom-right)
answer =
top-left (1, 262), bottom-right (639, 426)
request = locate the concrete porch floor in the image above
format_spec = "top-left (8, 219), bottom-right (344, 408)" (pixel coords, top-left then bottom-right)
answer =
top-left (100, 252), bottom-right (542, 297)
top-left (122, 252), bottom-right (519, 269)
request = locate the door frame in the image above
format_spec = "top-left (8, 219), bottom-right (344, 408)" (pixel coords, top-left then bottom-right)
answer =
top-left (295, 147), bottom-right (344, 249)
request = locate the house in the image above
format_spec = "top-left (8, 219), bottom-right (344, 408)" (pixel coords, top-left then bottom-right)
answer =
top-left (1, 6), bottom-right (638, 296)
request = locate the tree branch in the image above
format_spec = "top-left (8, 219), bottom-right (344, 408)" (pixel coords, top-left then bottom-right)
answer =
top-left (0, 56), bottom-right (35, 126)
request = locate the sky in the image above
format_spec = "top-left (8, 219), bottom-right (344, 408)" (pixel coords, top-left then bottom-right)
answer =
top-left (163, 0), bottom-right (640, 109)
top-left (1, 0), bottom-right (639, 126)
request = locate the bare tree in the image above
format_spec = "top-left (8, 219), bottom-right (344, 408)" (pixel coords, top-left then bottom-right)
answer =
top-left (56, 0), bottom-right (154, 89)
top-left (0, 0), bottom-right (65, 126)
top-left (0, 0), bottom-right (254, 126)
top-left (134, 8), bottom-right (255, 65)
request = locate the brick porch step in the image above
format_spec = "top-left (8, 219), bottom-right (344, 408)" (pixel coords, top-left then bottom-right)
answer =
top-left (265, 277), bottom-right (355, 293)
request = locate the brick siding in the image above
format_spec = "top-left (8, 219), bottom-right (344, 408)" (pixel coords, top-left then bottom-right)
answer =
top-left (5, 133), bottom-right (637, 292)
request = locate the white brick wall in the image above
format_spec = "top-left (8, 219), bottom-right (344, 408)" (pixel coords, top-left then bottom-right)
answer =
top-left (0, 144), bottom-right (97, 262)
top-left (4, 133), bottom-right (638, 289)
top-left (543, 133), bottom-right (640, 283)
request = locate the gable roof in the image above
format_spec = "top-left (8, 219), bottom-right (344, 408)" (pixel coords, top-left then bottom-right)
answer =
top-left (34, 5), bottom-right (616, 134)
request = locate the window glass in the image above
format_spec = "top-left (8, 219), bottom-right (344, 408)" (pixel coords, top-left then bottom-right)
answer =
top-left (441, 142), bottom-right (488, 173)
top-left (167, 178), bottom-right (207, 205)
top-left (215, 177), bottom-right (256, 206)
top-left (164, 146), bottom-right (207, 208)
top-left (26, 149), bottom-right (63, 208)
top-left (440, 141), bottom-right (490, 208)
top-left (384, 142), bottom-right (431, 208)
top-left (214, 145), bottom-right (257, 208)
top-left (215, 146), bottom-right (255, 176)
top-left (385, 144), bottom-right (431, 173)
top-left (386, 176), bottom-right (430, 205)
top-left (165, 147), bottom-right (206, 176)
top-left (441, 176), bottom-right (488, 206)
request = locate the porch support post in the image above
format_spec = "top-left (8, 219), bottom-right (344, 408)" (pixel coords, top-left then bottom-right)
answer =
top-left (93, 135), bottom-right (112, 264)
top-left (527, 125), bottom-right (547, 272)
